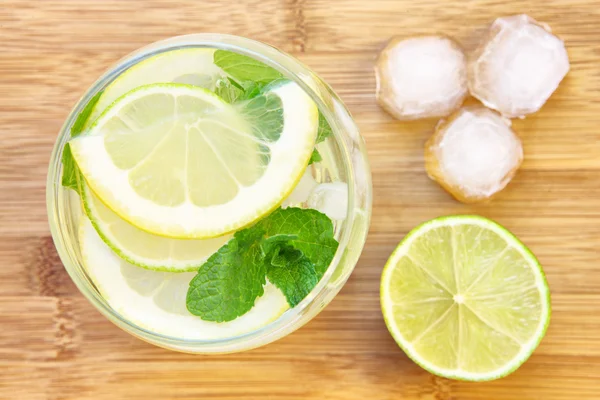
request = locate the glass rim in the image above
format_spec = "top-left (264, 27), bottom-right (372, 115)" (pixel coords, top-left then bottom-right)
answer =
top-left (46, 33), bottom-right (372, 353)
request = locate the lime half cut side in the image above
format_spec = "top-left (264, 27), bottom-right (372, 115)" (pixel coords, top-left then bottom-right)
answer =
top-left (70, 82), bottom-right (318, 238)
top-left (79, 217), bottom-right (289, 340)
top-left (380, 215), bottom-right (550, 381)
top-left (78, 172), bottom-right (230, 272)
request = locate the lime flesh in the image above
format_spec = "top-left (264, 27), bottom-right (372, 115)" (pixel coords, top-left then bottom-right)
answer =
top-left (70, 82), bottom-right (318, 239)
top-left (78, 217), bottom-right (289, 340)
top-left (85, 48), bottom-right (223, 129)
top-left (78, 172), bottom-right (230, 272)
top-left (380, 215), bottom-right (550, 381)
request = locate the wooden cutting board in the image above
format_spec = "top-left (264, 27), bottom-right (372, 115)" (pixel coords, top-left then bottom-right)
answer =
top-left (1, 1), bottom-right (599, 398)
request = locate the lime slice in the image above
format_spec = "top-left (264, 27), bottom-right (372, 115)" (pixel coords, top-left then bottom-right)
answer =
top-left (85, 48), bottom-right (223, 129)
top-left (71, 82), bottom-right (318, 238)
top-left (79, 217), bottom-right (289, 340)
top-left (380, 215), bottom-right (550, 381)
top-left (78, 173), bottom-right (230, 271)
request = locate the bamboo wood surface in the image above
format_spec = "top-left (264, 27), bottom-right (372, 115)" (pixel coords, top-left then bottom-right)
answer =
top-left (1, 1), bottom-right (599, 399)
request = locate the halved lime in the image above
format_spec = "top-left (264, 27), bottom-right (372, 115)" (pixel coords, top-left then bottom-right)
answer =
top-left (380, 215), bottom-right (550, 381)
top-left (79, 217), bottom-right (289, 340)
top-left (85, 48), bottom-right (223, 129)
top-left (71, 82), bottom-right (318, 238)
top-left (78, 172), bottom-right (230, 271)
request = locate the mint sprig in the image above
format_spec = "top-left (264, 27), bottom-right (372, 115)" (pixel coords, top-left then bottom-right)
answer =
top-left (61, 144), bottom-right (80, 193)
top-left (214, 78), bottom-right (244, 103)
top-left (238, 89), bottom-right (284, 142)
top-left (61, 90), bottom-right (103, 193)
top-left (214, 50), bottom-right (283, 84)
top-left (186, 229), bottom-right (267, 322)
top-left (259, 207), bottom-right (337, 277)
top-left (308, 113), bottom-right (332, 165)
top-left (186, 207), bottom-right (338, 322)
top-left (266, 245), bottom-right (318, 307)
top-left (215, 78), bottom-right (285, 144)
top-left (308, 149), bottom-right (323, 165)
top-left (317, 112), bottom-right (333, 144)
top-left (213, 50), bottom-right (333, 165)
top-left (215, 78), bottom-right (267, 104)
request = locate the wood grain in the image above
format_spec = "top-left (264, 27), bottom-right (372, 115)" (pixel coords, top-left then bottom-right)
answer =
top-left (1, 0), bottom-right (599, 399)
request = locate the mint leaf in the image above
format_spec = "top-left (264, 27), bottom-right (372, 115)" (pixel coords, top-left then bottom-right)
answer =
top-left (61, 144), bottom-right (79, 192)
top-left (259, 208), bottom-right (338, 278)
top-left (61, 90), bottom-right (103, 193)
top-left (215, 77), bottom-right (273, 104)
top-left (238, 81), bottom-right (264, 100)
top-left (260, 233), bottom-right (298, 256)
top-left (266, 245), bottom-right (318, 307)
top-left (212, 79), bottom-right (287, 169)
top-left (186, 230), bottom-right (266, 322)
top-left (308, 114), bottom-right (331, 165)
top-left (214, 49), bottom-right (327, 160)
top-left (70, 91), bottom-right (103, 138)
top-left (238, 91), bottom-right (284, 142)
top-left (308, 149), bottom-right (322, 165)
top-left (215, 78), bottom-right (244, 103)
top-left (186, 207), bottom-right (338, 321)
top-left (214, 50), bottom-right (283, 84)
top-left (317, 112), bottom-right (332, 144)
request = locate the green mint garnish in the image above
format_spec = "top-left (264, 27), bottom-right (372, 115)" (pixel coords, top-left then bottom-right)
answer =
top-left (317, 112), bottom-right (332, 144)
top-left (238, 81), bottom-right (264, 100)
top-left (215, 78), bottom-right (244, 103)
top-left (308, 113), bottom-right (333, 165)
top-left (309, 149), bottom-right (323, 164)
top-left (266, 245), bottom-right (318, 307)
top-left (61, 144), bottom-right (80, 193)
top-left (262, 208), bottom-right (338, 278)
top-left (213, 50), bottom-right (333, 165)
top-left (61, 91), bottom-right (103, 193)
top-left (214, 50), bottom-right (283, 84)
top-left (214, 79), bottom-right (286, 167)
top-left (185, 229), bottom-right (267, 322)
top-left (238, 90), bottom-right (284, 142)
top-left (186, 207), bottom-right (338, 322)
top-left (214, 75), bottom-right (286, 146)
top-left (214, 77), bottom-right (267, 104)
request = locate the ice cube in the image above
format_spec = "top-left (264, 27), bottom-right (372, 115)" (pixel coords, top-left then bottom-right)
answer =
top-left (468, 14), bottom-right (570, 118)
top-left (282, 169), bottom-right (318, 208)
top-left (308, 182), bottom-right (349, 220)
top-left (425, 106), bottom-right (523, 203)
top-left (375, 36), bottom-right (468, 120)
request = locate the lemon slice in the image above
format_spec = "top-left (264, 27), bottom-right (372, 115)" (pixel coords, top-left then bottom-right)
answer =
top-left (380, 215), bottom-right (550, 381)
top-left (71, 82), bottom-right (318, 238)
top-left (78, 173), bottom-right (230, 271)
top-left (79, 217), bottom-right (289, 340)
top-left (85, 48), bottom-right (223, 129)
